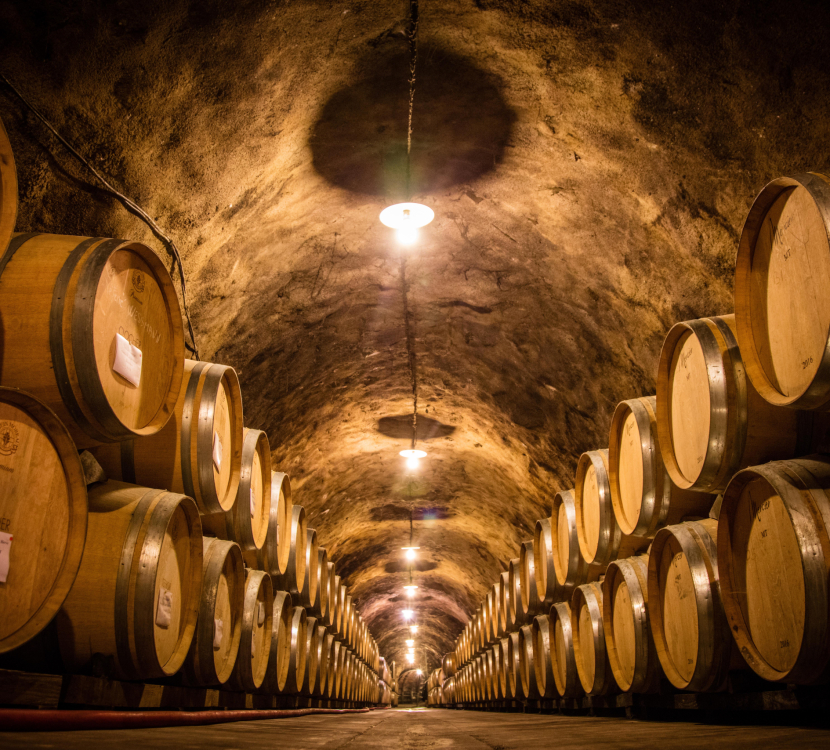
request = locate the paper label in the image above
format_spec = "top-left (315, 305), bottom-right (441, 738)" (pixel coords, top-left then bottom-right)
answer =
top-left (213, 618), bottom-right (224, 650)
top-left (113, 333), bottom-right (143, 387)
top-left (0, 532), bottom-right (12, 584)
top-left (257, 601), bottom-right (265, 626)
top-left (250, 488), bottom-right (255, 518)
top-left (156, 587), bottom-right (173, 628)
top-left (212, 432), bottom-right (223, 471)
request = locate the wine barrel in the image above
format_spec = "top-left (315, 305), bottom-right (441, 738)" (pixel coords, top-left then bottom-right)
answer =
top-left (500, 571), bottom-right (515, 634)
top-left (298, 528), bottom-right (319, 610)
top-left (609, 396), bottom-right (715, 538)
top-left (575, 449), bottom-right (648, 568)
top-left (92, 360), bottom-right (243, 515)
top-left (329, 573), bottom-right (342, 638)
top-left (204, 428), bottom-right (271, 554)
top-left (322, 630), bottom-right (337, 697)
top-left (506, 630), bottom-right (524, 699)
top-left (490, 582), bottom-right (504, 640)
top-left (518, 624), bottom-right (542, 699)
top-left (342, 593), bottom-right (354, 647)
top-left (326, 562), bottom-right (337, 630)
top-left (0, 234), bottom-right (185, 449)
top-left (735, 173), bottom-right (830, 410)
top-left (534, 515), bottom-right (564, 610)
top-left (602, 554), bottom-right (661, 693)
top-left (442, 651), bottom-right (457, 677)
top-left (648, 519), bottom-right (740, 691)
top-left (253, 472), bottom-right (293, 576)
top-left (331, 640), bottom-right (343, 699)
top-left (551, 489), bottom-right (601, 593)
top-left (283, 605), bottom-right (309, 693)
top-left (0, 388), bottom-right (87, 654)
top-left (549, 601), bottom-right (584, 698)
top-left (312, 623), bottom-right (329, 697)
top-left (718, 457), bottom-right (830, 684)
top-left (508, 557), bottom-right (523, 628)
top-left (183, 537), bottom-right (244, 686)
top-left (531, 614), bottom-right (557, 699)
top-left (519, 540), bottom-right (541, 621)
top-left (0, 116), bottom-right (17, 253)
top-left (275, 505), bottom-right (308, 598)
top-left (227, 569), bottom-right (273, 692)
top-left (260, 590), bottom-right (293, 694)
top-left (571, 580), bottom-right (616, 696)
top-left (316, 548), bottom-right (329, 621)
top-left (656, 315), bottom-right (820, 494)
top-left (57, 480), bottom-right (201, 679)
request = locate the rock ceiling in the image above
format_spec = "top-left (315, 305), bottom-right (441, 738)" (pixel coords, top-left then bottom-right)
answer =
top-left (2, 0), bottom-right (830, 673)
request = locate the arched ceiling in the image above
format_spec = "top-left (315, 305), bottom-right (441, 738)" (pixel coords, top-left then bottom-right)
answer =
top-left (2, 0), bottom-right (830, 672)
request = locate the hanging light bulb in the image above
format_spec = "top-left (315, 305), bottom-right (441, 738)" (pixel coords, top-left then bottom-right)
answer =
top-left (409, 624), bottom-right (419, 634)
top-left (405, 639), bottom-right (415, 647)
top-left (403, 584), bottom-right (418, 598)
top-left (380, 203), bottom-right (434, 247)
top-left (406, 653), bottom-right (416, 663)
top-left (401, 546), bottom-right (419, 561)
top-left (402, 609), bottom-right (414, 620)
top-left (416, 669), bottom-right (423, 676)
top-left (400, 448), bottom-right (426, 470)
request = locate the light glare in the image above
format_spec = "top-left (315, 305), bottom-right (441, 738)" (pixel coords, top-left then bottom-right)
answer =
top-left (402, 609), bottom-right (414, 620)
top-left (396, 226), bottom-right (419, 246)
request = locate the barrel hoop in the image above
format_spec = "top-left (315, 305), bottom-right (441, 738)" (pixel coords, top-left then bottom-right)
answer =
top-left (197, 364), bottom-right (230, 514)
top-left (72, 239), bottom-right (137, 438)
top-left (582, 584), bottom-right (608, 694)
top-left (612, 558), bottom-right (650, 691)
top-left (234, 428), bottom-right (258, 550)
top-left (46, 237), bottom-right (113, 443)
top-left (134, 492), bottom-right (188, 678)
top-left (198, 538), bottom-right (236, 683)
top-left (120, 439), bottom-right (137, 484)
top-left (0, 231), bottom-right (38, 277)
top-left (180, 361), bottom-right (208, 503)
top-left (629, 397), bottom-right (659, 535)
top-left (114, 489), bottom-right (165, 680)
top-left (711, 316), bottom-right (749, 482)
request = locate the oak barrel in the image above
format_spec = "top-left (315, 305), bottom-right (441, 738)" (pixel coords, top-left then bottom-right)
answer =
top-left (718, 457), bottom-right (830, 684)
top-left (518, 623), bottom-right (541, 699)
top-left (648, 519), bottom-right (741, 691)
top-left (259, 590), bottom-right (293, 694)
top-left (602, 553), bottom-right (661, 693)
top-left (57, 480), bottom-right (202, 679)
top-left (204, 427), bottom-right (271, 553)
top-left (298, 527), bottom-right (319, 610)
top-left (551, 489), bottom-right (601, 591)
top-left (500, 571), bottom-right (515, 634)
top-left (0, 388), bottom-right (87, 654)
top-left (506, 630), bottom-right (524, 699)
top-left (549, 601), bottom-right (584, 698)
top-left (609, 396), bottom-right (715, 538)
top-left (313, 623), bottom-right (329, 697)
top-left (656, 315), bottom-right (816, 493)
top-left (316, 547), bottom-right (329, 622)
top-left (735, 173), bottom-right (830, 410)
top-left (576, 449), bottom-right (648, 568)
top-left (519, 540), bottom-right (541, 621)
top-left (92, 360), bottom-right (243, 514)
top-left (571, 579), bottom-right (617, 696)
top-left (226, 568), bottom-right (273, 692)
top-left (183, 537), bottom-right (244, 685)
top-left (0, 234), bottom-right (185, 448)
top-left (531, 614), bottom-right (558, 699)
top-left (275, 505), bottom-right (308, 597)
top-left (507, 557), bottom-right (523, 628)
top-left (0, 115), bottom-right (17, 253)
top-left (326, 562), bottom-right (337, 630)
top-left (283, 605), bottom-right (309, 693)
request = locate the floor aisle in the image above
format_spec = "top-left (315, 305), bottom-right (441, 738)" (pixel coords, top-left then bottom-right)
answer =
top-left (3, 707), bottom-right (830, 749)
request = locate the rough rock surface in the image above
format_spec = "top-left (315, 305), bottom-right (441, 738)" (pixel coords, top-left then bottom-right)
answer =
top-left (2, 0), bottom-right (829, 671)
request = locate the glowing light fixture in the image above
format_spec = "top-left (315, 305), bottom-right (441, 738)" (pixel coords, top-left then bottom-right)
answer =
top-left (402, 609), bottom-right (414, 620)
top-left (409, 624), bottom-right (419, 634)
top-left (416, 669), bottom-right (423, 676)
top-left (380, 203), bottom-right (434, 247)
top-left (406, 653), bottom-right (416, 663)
top-left (405, 639), bottom-right (415, 647)
top-left (400, 448), bottom-right (427, 470)
top-left (404, 584), bottom-right (419, 598)
top-left (401, 545), bottom-right (420, 561)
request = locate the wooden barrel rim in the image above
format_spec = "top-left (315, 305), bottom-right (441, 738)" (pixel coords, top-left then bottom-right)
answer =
top-left (272, 472), bottom-right (293, 573)
top-left (550, 489), bottom-right (591, 589)
top-left (735, 173), bottom-right (830, 409)
top-left (519, 624), bottom-right (540, 699)
top-left (282, 505), bottom-right (307, 597)
top-left (232, 569), bottom-right (273, 691)
top-left (263, 590), bottom-right (292, 694)
top-left (718, 459), bottom-right (829, 683)
top-left (507, 558), bottom-right (521, 628)
top-left (0, 388), bottom-right (88, 654)
top-left (317, 548), bottom-right (329, 620)
top-left (656, 317), bottom-right (748, 493)
top-left (549, 601), bottom-right (581, 698)
top-left (286, 605), bottom-right (308, 693)
top-left (301, 528), bottom-right (319, 609)
top-left (519, 541), bottom-right (540, 618)
top-left (571, 582), bottom-right (609, 695)
top-left (533, 517), bottom-right (556, 607)
top-left (575, 449), bottom-right (621, 566)
top-left (0, 116), bottom-right (17, 254)
top-left (237, 428), bottom-right (272, 551)
top-left (532, 614), bottom-right (556, 699)
top-left (507, 630), bottom-right (523, 699)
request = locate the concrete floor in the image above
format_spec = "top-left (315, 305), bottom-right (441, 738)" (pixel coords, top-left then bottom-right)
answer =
top-left (3, 708), bottom-right (830, 749)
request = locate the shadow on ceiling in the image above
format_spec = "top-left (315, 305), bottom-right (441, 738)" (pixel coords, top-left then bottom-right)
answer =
top-left (376, 413), bottom-right (456, 441)
top-left (310, 42), bottom-right (516, 199)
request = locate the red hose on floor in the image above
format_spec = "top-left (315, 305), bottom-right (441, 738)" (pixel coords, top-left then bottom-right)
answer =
top-left (0, 706), bottom-right (376, 732)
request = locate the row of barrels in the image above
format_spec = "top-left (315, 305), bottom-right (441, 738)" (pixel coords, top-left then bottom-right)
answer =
top-left (0, 120), bottom-right (386, 699)
top-left (439, 457), bottom-right (830, 704)
top-left (446, 170), bottom-right (830, 693)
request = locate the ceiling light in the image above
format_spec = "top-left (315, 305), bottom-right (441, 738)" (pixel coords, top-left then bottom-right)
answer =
top-left (401, 546), bottom-right (420, 561)
top-left (380, 203), bottom-right (434, 231)
top-left (406, 639), bottom-right (415, 647)
top-left (402, 609), bottom-right (414, 620)
top-left (416, 669), bottom-right (423, 676)
top-left (409, 624), bottom-right (418, 634)
top-left (406, 653), bottom-right (416, 663)
top-left (404, 584), bottom-right (418, 597)
top-left (400, 448), bottom-right (426, 470)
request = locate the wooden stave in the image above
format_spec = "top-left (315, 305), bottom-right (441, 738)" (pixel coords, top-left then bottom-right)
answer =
top-left (548, 601), bottom-right (584, 698)
top-left (0, 115), bottom-right (17, 254)
top-left (312, 623), bottom-right (329, 697)
top-left (508, 557), bottom-right (524, 629)
top-left (718, 457), bottom-right (830, 684)
top-left (329, 574), bottom-right (342, 638)
top-left (253, 472), bottom-right (293, 576)
top-left (342, 593), bottom-right (353, 649)
top-left (571, 580), bottom-right (617, 696)
top-left (283, 605), bottom-right (308, 694)
top-left (315, 548), bottom-right (329, 621)
top-left (532, 614), bottom-right (558, 699)
top-left (0, 234), bottom-right (185, 448)
top-left (534, 516), bottom-right (565, 612)
top-left (506, 630), bottom-right (525, 700)
top-left (205, 427), bottom-right (272, 554)
top-left (226, 569), bottom-right (274, 692)
top-left (183, 537), bottom-right (244, 686)
top-left (609, 395), bottom-right (715, 538)
top-left (57, 481), bottom-right (202, 680)
top-left (259, 590), bottom-right (293, 694)
top-left (490, 582), bottom-right (504, 641)
top-left (519, 623), bottom-right (542, 700)
top-left (647, 519), bottom-right (738, 692)
top-left (299, 615), bottom-right (320, 696)
top-left (734, 172), bottom-right (830, 410)
top-left (275, 505), bottom-right (308, 598)
top-left (602, 553), bottom-right (661, 693)
top-left (519, 540), bottom-right (542, 622)
top-left (0, 387), bottom-right (88, 654)
top-left (299, 528), bottom-right (320, 611)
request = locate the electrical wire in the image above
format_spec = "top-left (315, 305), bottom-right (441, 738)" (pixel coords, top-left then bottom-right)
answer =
top-left (0, 72), bottom-right (200, 359)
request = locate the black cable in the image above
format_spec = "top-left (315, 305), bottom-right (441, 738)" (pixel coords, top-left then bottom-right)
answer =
top-left (0, 72), bottom-right (200, 359)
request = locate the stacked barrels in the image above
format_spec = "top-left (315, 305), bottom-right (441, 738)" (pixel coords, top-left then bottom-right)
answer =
top-left (0, 121), bottom-right (387, 706)
top-left (436, 172), bottom-right (830, 707)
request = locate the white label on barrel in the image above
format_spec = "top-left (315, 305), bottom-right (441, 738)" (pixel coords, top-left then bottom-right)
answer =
top-left (113, 333), bottom-right (143, 387)
top-left (257, 601), bottom-right (265, 626)
top-left (0, 532), bottom-right (12, 583)
top-left (212, 432), bottom-right (223, 470)
top-left (213, 618), bottom-right (224, 650)
top-left (250, 488), bottom-right (255, 518)
top-left (156, 587), bottom-right (173, 628)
